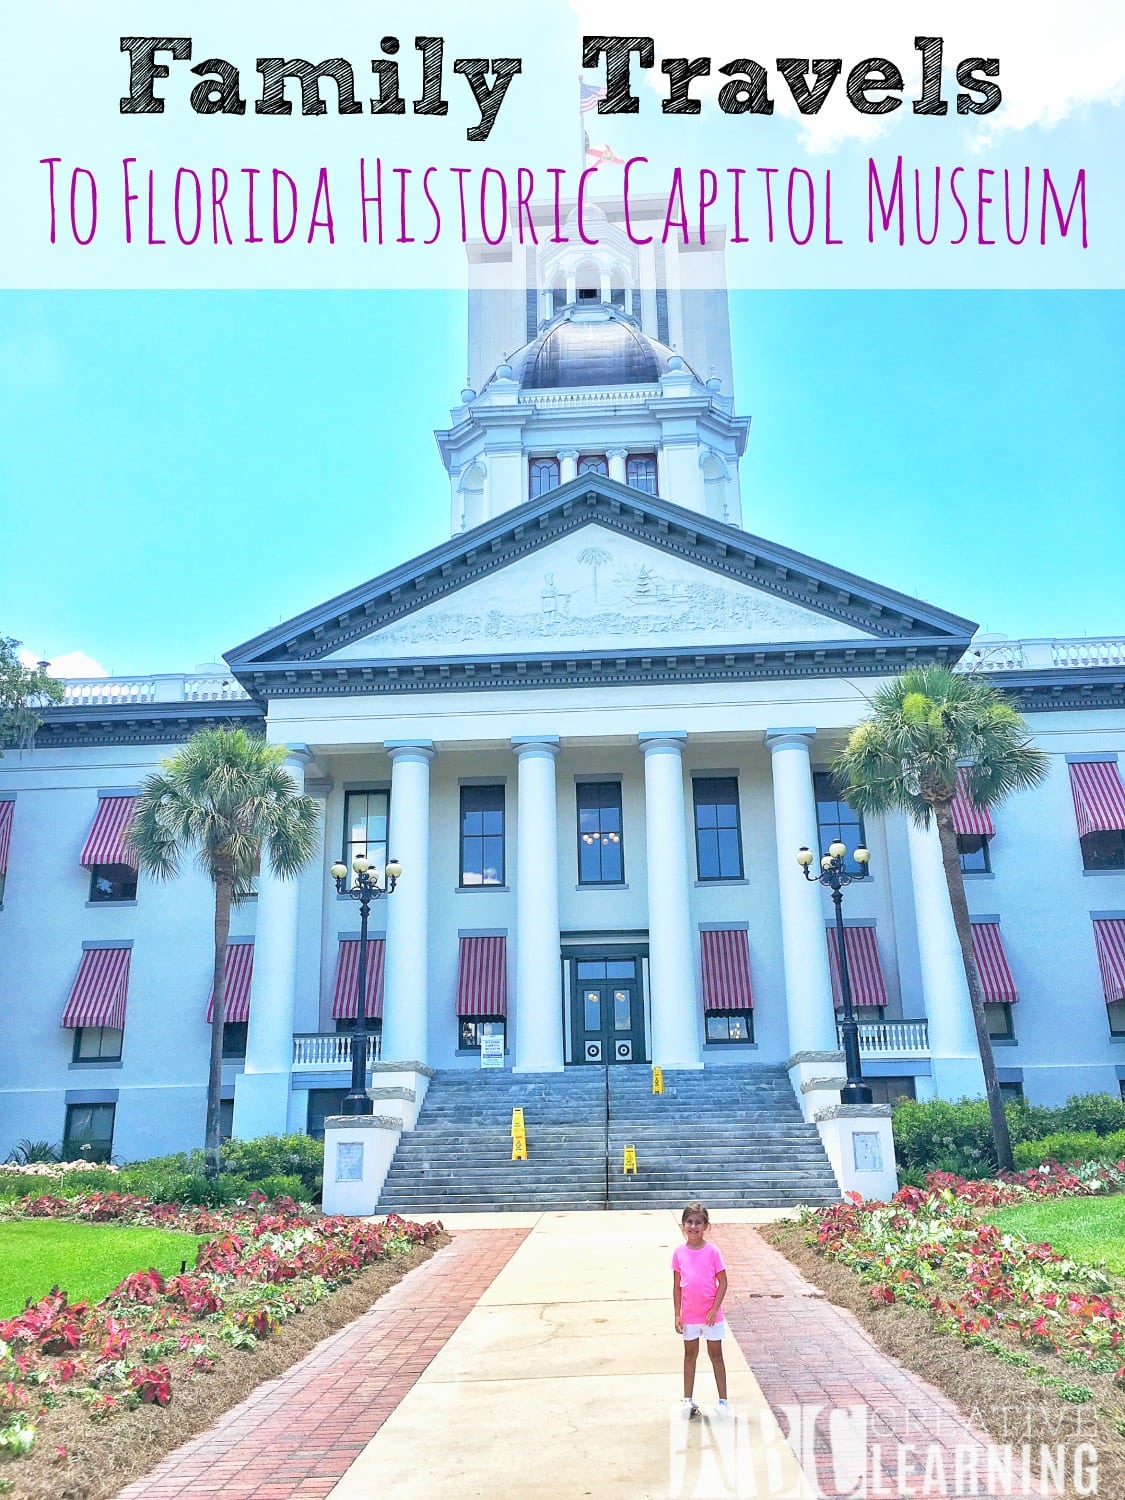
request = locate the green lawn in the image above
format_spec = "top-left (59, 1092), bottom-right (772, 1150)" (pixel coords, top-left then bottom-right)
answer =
top-left (0, 1221), bottom-right (207, 1316)
top-left (985, 1196), bottom-right (1125, 1274)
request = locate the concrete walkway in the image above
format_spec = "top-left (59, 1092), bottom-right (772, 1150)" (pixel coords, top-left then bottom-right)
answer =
top-left (118, 1210), bottom-right (1020, 1500)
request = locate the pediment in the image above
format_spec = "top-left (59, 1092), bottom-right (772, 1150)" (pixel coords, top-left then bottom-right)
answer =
top-left (321, 523), bottom-right (874, 660)
top-left (226, 477), bottom-right (976, 691)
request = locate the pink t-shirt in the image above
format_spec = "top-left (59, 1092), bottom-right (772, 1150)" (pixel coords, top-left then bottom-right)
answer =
top-left (672, 1241), bottom-right (726, 1324)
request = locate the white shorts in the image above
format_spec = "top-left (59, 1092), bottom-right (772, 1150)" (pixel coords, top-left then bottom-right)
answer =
top-left (682, 1321), bottom-right (725, 1342)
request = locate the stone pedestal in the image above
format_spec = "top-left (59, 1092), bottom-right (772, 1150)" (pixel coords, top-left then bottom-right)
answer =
top-left (815, 1105), bottom-right (899, 1202)
top-left (322, 1115), bottom-right (401, 1217)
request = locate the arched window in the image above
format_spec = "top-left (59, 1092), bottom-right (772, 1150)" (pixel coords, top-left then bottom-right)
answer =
top-left (625, 453), bottom-right (657, 495)
top-left (577, 454), bottom-right (608, 476)
top-left (529, 457), bottom-right (560, 497)
top-left (575, 260), bottom-right (600, 301)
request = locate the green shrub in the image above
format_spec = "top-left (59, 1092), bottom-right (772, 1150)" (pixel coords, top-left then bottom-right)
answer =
top-left (1013, 1129), bottom-right (1125, 1169)
top-left (891, 1097), bottom-right (1049, 1179)
top-left (174, 1172), bottom-right (255, 1206)
top-left (1056, 1094), bottom-right (1125, 1137)
top-left (255, 1174), bottom-right (307, 1202)
top-left (220, 1134), bottom-right (323, 1199)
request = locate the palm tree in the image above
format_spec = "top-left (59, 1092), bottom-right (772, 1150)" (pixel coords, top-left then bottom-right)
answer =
top-left (577, 545), bottom-right (612, 601)
top-left (832, 665), bottom-right (1049, 1173)
top-left (126, 726), bottom-right (320, 1177)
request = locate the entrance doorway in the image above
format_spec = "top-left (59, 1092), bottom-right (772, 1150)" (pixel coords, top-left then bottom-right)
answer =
top-left (571, 956), bottom-right (646, 1064)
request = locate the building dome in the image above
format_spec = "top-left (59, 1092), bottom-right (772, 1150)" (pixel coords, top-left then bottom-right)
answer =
top-left (497, 308), bottom-right (697, 392)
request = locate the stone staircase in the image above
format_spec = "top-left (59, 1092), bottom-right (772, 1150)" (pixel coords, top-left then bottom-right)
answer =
top-left (377, 1065), bottom-right (841, 1214)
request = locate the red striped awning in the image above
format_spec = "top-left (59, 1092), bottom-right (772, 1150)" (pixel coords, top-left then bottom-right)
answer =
top-left (826, 926), bottom-right (887, 1009)
top-left (80, 796), bottom-right (138, 871)
top-left (61, 947), bottom-right (131, 1030)
top-left (700, 929), bottom-right (754, 1011)
top-left (952, 767), bottom-right (995, 838)
top-left (206, 942), bottom-right (255, 1023)
top-left (1069, 761), bottom-right (1125, 838)
top-left (456, 936), bottom-right (507, 1017)
top-left (0, 801), bottom-right (13, 874)
top-left (1093, 919), bottom-right (1125, 1005)
top-left (971, 922), bottom-right (1018, 1003)
top-left (331, 938), bottom-right (386, 1020)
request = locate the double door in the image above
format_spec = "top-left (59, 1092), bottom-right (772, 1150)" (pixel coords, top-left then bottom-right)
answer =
top-left (572, 956), bottom-right (646, 1064)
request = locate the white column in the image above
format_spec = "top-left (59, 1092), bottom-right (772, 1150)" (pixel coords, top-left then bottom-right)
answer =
top-left (766, 730), bottom-right (839, 1057)
top-left (639, 733), bottom-right (701, 1069)
top-left (905, 818), bottom-right (986, 1098)
top-left (557, 448), bottom-right (579, 485)
top-left (607, 447), bottom-right (628, 484)
top-left (512, 737), bottom-right (563, 1071)
top-left (380, 743), bottom-right (435, 1064)
top-left (234, 744), bottom-right (313, 1140)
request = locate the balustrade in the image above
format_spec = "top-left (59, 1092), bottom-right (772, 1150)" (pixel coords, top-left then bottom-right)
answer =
top-left (292, 1032), bottom-right (381, 1068)
top-left (837, 1019), bottom-right (930, 1055)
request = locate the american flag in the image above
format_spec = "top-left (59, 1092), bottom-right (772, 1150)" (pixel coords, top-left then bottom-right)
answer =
top-left (580, 80), bottom-right (606, 113)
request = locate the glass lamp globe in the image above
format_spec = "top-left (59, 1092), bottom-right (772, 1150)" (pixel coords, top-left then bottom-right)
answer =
top-left (385, 858), bottom-right (403, 880)
top-left (329, 862), bottom-right (348, 881)
top-left (796, 847), bottom-right (814, 867)
top-left (353, 854), bottom-right (370, 874)
top-left (828, 840), bottom-right (846, 859)
top-left (854, 846), bottom-right (871, 865)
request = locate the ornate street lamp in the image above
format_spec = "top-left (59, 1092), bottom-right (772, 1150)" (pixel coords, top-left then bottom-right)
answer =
top-left (797, 840), bottom-right (873, 1106)
top-left (329, 854), bottom-right (402, 1115)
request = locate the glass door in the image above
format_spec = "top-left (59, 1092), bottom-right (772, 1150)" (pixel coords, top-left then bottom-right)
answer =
top-left (572, 957), bottom-right (645, 1064)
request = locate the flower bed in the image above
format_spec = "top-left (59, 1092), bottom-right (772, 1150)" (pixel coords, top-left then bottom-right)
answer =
top-left (0, 1190), bottom-right (442, 1464)
top-left (798, 1163), bottom-right (1125, 1389)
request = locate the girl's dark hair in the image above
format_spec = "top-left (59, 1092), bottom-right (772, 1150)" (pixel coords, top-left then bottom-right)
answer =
top-left (681, 1202), bottom-right (710, 1226)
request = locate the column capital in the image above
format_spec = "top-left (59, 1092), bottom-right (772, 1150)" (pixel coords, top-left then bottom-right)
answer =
top-left (638, 731), bottom-right (688, 755)
top-left (511, 735), bottom-right (560, 758)
top-left (383, 741), bottom-right (436, 764)
top-left (304, 776), bottom-right (335, 798)
top-left (556, 448), bottom-right (579, 462)
top-left (765, 727), bottom-right (817, 753)
top-left (281, 742), bottom-right (315, 767)
top-left (606, 446), bottom-right (629, 460)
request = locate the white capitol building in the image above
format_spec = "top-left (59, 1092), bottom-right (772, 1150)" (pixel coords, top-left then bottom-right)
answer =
top-left (2, 205), bottom-right (1124, 1170)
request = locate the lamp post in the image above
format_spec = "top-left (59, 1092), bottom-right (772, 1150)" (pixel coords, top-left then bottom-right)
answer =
top-left (329, 854), bottom-right (402, 1115)
top-left (797, 840), bottom-right (873, 1106)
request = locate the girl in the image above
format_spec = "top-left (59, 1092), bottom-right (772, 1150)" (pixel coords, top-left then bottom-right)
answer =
top-left (671, 1202), bottom-right (729, 1418)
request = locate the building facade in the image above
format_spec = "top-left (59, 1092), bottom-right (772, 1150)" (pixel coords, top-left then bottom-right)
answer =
top-left (2, 218), bottom-right (1125, 1163)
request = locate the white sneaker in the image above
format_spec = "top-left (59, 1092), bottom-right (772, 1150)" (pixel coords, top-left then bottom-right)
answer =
top-left (713, 1400), bottom-right (731, 1418)
top-left (681, 1398), bottom-right (700, 1419)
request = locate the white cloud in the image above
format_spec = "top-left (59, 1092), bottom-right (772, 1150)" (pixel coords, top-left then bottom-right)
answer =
top-left (568, 0), bottom-right (1125, 152)
top-left (18, 648), bottom-right (108, 679)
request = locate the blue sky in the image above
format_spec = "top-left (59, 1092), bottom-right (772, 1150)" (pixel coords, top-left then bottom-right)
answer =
top-left (0, 289), bottom-right (1121, 675)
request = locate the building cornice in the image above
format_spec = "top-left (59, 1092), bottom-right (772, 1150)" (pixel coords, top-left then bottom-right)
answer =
top-left (33, 699), bottom-right (264, 750)
top-left (983, 668), bottom-right (1125, 713)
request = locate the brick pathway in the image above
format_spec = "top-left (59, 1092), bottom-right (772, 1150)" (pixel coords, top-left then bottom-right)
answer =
top-left (115, 1229), bottom-right (528, 1500)
top-left (716, 1225), bottom-right (1048, 1499)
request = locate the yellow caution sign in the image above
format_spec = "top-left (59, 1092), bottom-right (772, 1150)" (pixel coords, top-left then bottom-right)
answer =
top-left (511, 1107), bottom-right (524, 1133)
top-left (651, 1065), bottom-right (664, 1095)
top-left (512, 1131), bottom-right (528, 1162)
top-left (623, 1145), bottom-right (638, 1175)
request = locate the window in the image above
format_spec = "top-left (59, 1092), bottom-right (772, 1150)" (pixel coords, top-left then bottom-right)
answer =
top-left (1108, 1003), bottom-right (1125, 1038)
top-left (63, 1103), bottom-right (115, 1162)
top-left (577, 454), bottom-right (608, 476)
top-left (813, 772), bottom-right (868, 876)
top-left (342, 790), bottom-right (388, 874)
top-left (1081, 830), bottom-right (1125, 872)
top-left (863, 1076), bottom-right (917, 1105)
top-left (234, 853), bottom-right (261, 902)
top-left (985, 1003), bottom-right (1015, 1040)
top-left (998, 1081), bottom-right (1024, 1103)
top-left (625, 454), bottom-right (657, 495)
top-left (222, 1021), bottom-right (248, 1059)
top-left (1119, 1080), bottom-right (1125, 1103)
top-left (577, 782), bottom-right (624, 884)
top-left (958, 833), bottom-right (992, 874)
top-left (72, 1026), bottom-right (123, 1063)
top-left (88, 863), bottom-right (137, 902)
top-left (460, 785), bottom-right (505, 886)
top-left (219, 1100), bottom-right (234, 1141)
top-left (0, 871), bottom-right (5, 907)
top-left (529, 457), bottom-right (560, 497)
top-left (306, 1089), bottom-right (347, 1141)
top-left (335, 1016), bottom-right (382, 1045)
top-left (459, 1017), bottom-right (506, 1050)
top-left (693, 778), bottom-right (743, 881)
top-left (705, 1012), bottom-right (754, 1044)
